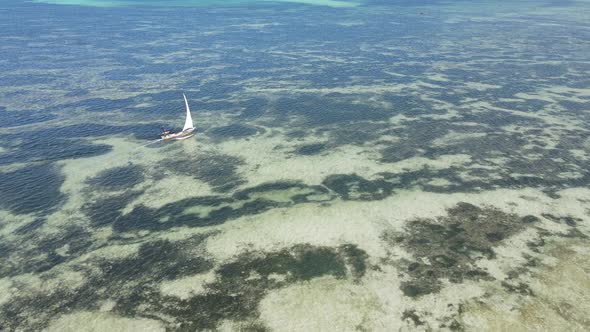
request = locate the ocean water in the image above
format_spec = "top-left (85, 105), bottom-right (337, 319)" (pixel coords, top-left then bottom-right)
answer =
top-left (31, 0), bottom-right (363, 8)
top-left (1, 0), bottom-right (590, 330)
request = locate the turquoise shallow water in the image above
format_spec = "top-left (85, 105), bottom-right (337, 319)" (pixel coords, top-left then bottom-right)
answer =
top-left (32, 0), bottom-right (363, 7)
top-left (1, 0), bottom-right (590, 330)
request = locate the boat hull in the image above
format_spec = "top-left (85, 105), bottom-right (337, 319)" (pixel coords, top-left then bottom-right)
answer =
top-left (174, 133), bottom-right (194, 140)
top-left (161, 128), bottom-right (195, 141)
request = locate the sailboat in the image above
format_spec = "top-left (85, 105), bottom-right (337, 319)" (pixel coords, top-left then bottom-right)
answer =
top-left (160, 94), bottom-right (195, 141)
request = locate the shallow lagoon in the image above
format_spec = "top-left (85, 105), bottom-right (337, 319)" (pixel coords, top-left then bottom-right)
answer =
top-left (1, 0), bottom-right (590, 330)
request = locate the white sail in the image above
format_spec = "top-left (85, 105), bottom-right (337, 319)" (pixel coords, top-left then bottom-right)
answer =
top-left (182, 93), bottom-right (193, 131)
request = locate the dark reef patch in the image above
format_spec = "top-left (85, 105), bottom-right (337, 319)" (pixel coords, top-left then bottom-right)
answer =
top-left (232, 181), bottom-right (327, 201)
top-left (315, 159), bottom-right (590, 205)
top-left (0, 235), bottom-right (212, 331)
top-left (339, 243), bottom-right (369, 282)
top-left (48, 91), bottom-right (200, 118)
top-left (110, 181), bottom-right (332, 235)
top-left (58, 97), bottom-right (130, 112)
top-left (0, 106), bottom-right (57, 128)
top-left (0, 287), bottom-right (95, 331)
top-left (158, 153), bottom-right (245, 192)
top-left (376, 110), bottom-right (548, 168)
top-left (0, 140), bottom-right (112, 166)
top-left (0, 123), bottom-right (166, 166)
top-left (0, 225), bottom-right (92, 278)
top-left (238, 97), bottom-right (268, 119)
top-left (322, 174), bottom-right (394, 201)
top-left (64, 89), bottom-right (89, 97)
top-left (285, 130), bottom-right (307, 139)
top-left (217, 244), bottom-right (352, 282)
top-left (83, 190), bottom-right (144, 227)
top-left (494, 99), bottom-right (549, 113)
top-left (501, 280), bottom-right (534, 296)
top-left (0, 239), bottom-right (368, 331)
top-left (112, 244), bottom-right (368, 330)
top-left (0, 73), bottom-right (59, 87)
top-left (100, 238), bottom-right (214, 283)
top-left (86, 164), bottom-right (145, 191)
top-left (0, 164), bottom-right (65, 215)
top-left (560, 100), bottom-right (590, 114)
top-left (541, 213), bottom-right (582, 227)
top-left (294, 143), bottom-right (326, 156)
top-left (13, 218), bottom-right (45, 235)
top-left (402, 309), bottom-right (426, 327)
top-left (327, 121), bottom-right (389, 146)
top-left (383, 94), bottom-right (445, 117)
top-left (379, 120), bottom-right (450, 163)
top-left (274, 95), bottom-right (391, 126)
top-left (207, 124), bottom-right (259, 140)
top-left (382, 202), bottom-right (535, 298)
top-left (380, 142), bottom-right (424, 163)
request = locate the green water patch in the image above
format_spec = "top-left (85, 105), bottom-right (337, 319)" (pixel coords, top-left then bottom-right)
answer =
top-left (382, 202), bottom-right (540, 298)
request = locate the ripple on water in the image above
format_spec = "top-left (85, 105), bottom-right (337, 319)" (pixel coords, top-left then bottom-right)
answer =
top-left (31, 0), bottom-right (362, 7)
top-left (0, 164), bottom-right (65, 215)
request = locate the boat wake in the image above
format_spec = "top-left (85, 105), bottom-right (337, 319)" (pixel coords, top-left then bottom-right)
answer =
top-left (139, 138), bottom-right (164, 147)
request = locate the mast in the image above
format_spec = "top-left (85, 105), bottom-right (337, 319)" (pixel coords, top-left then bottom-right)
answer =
top-left (182, 93), bottom-right (193, 131)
